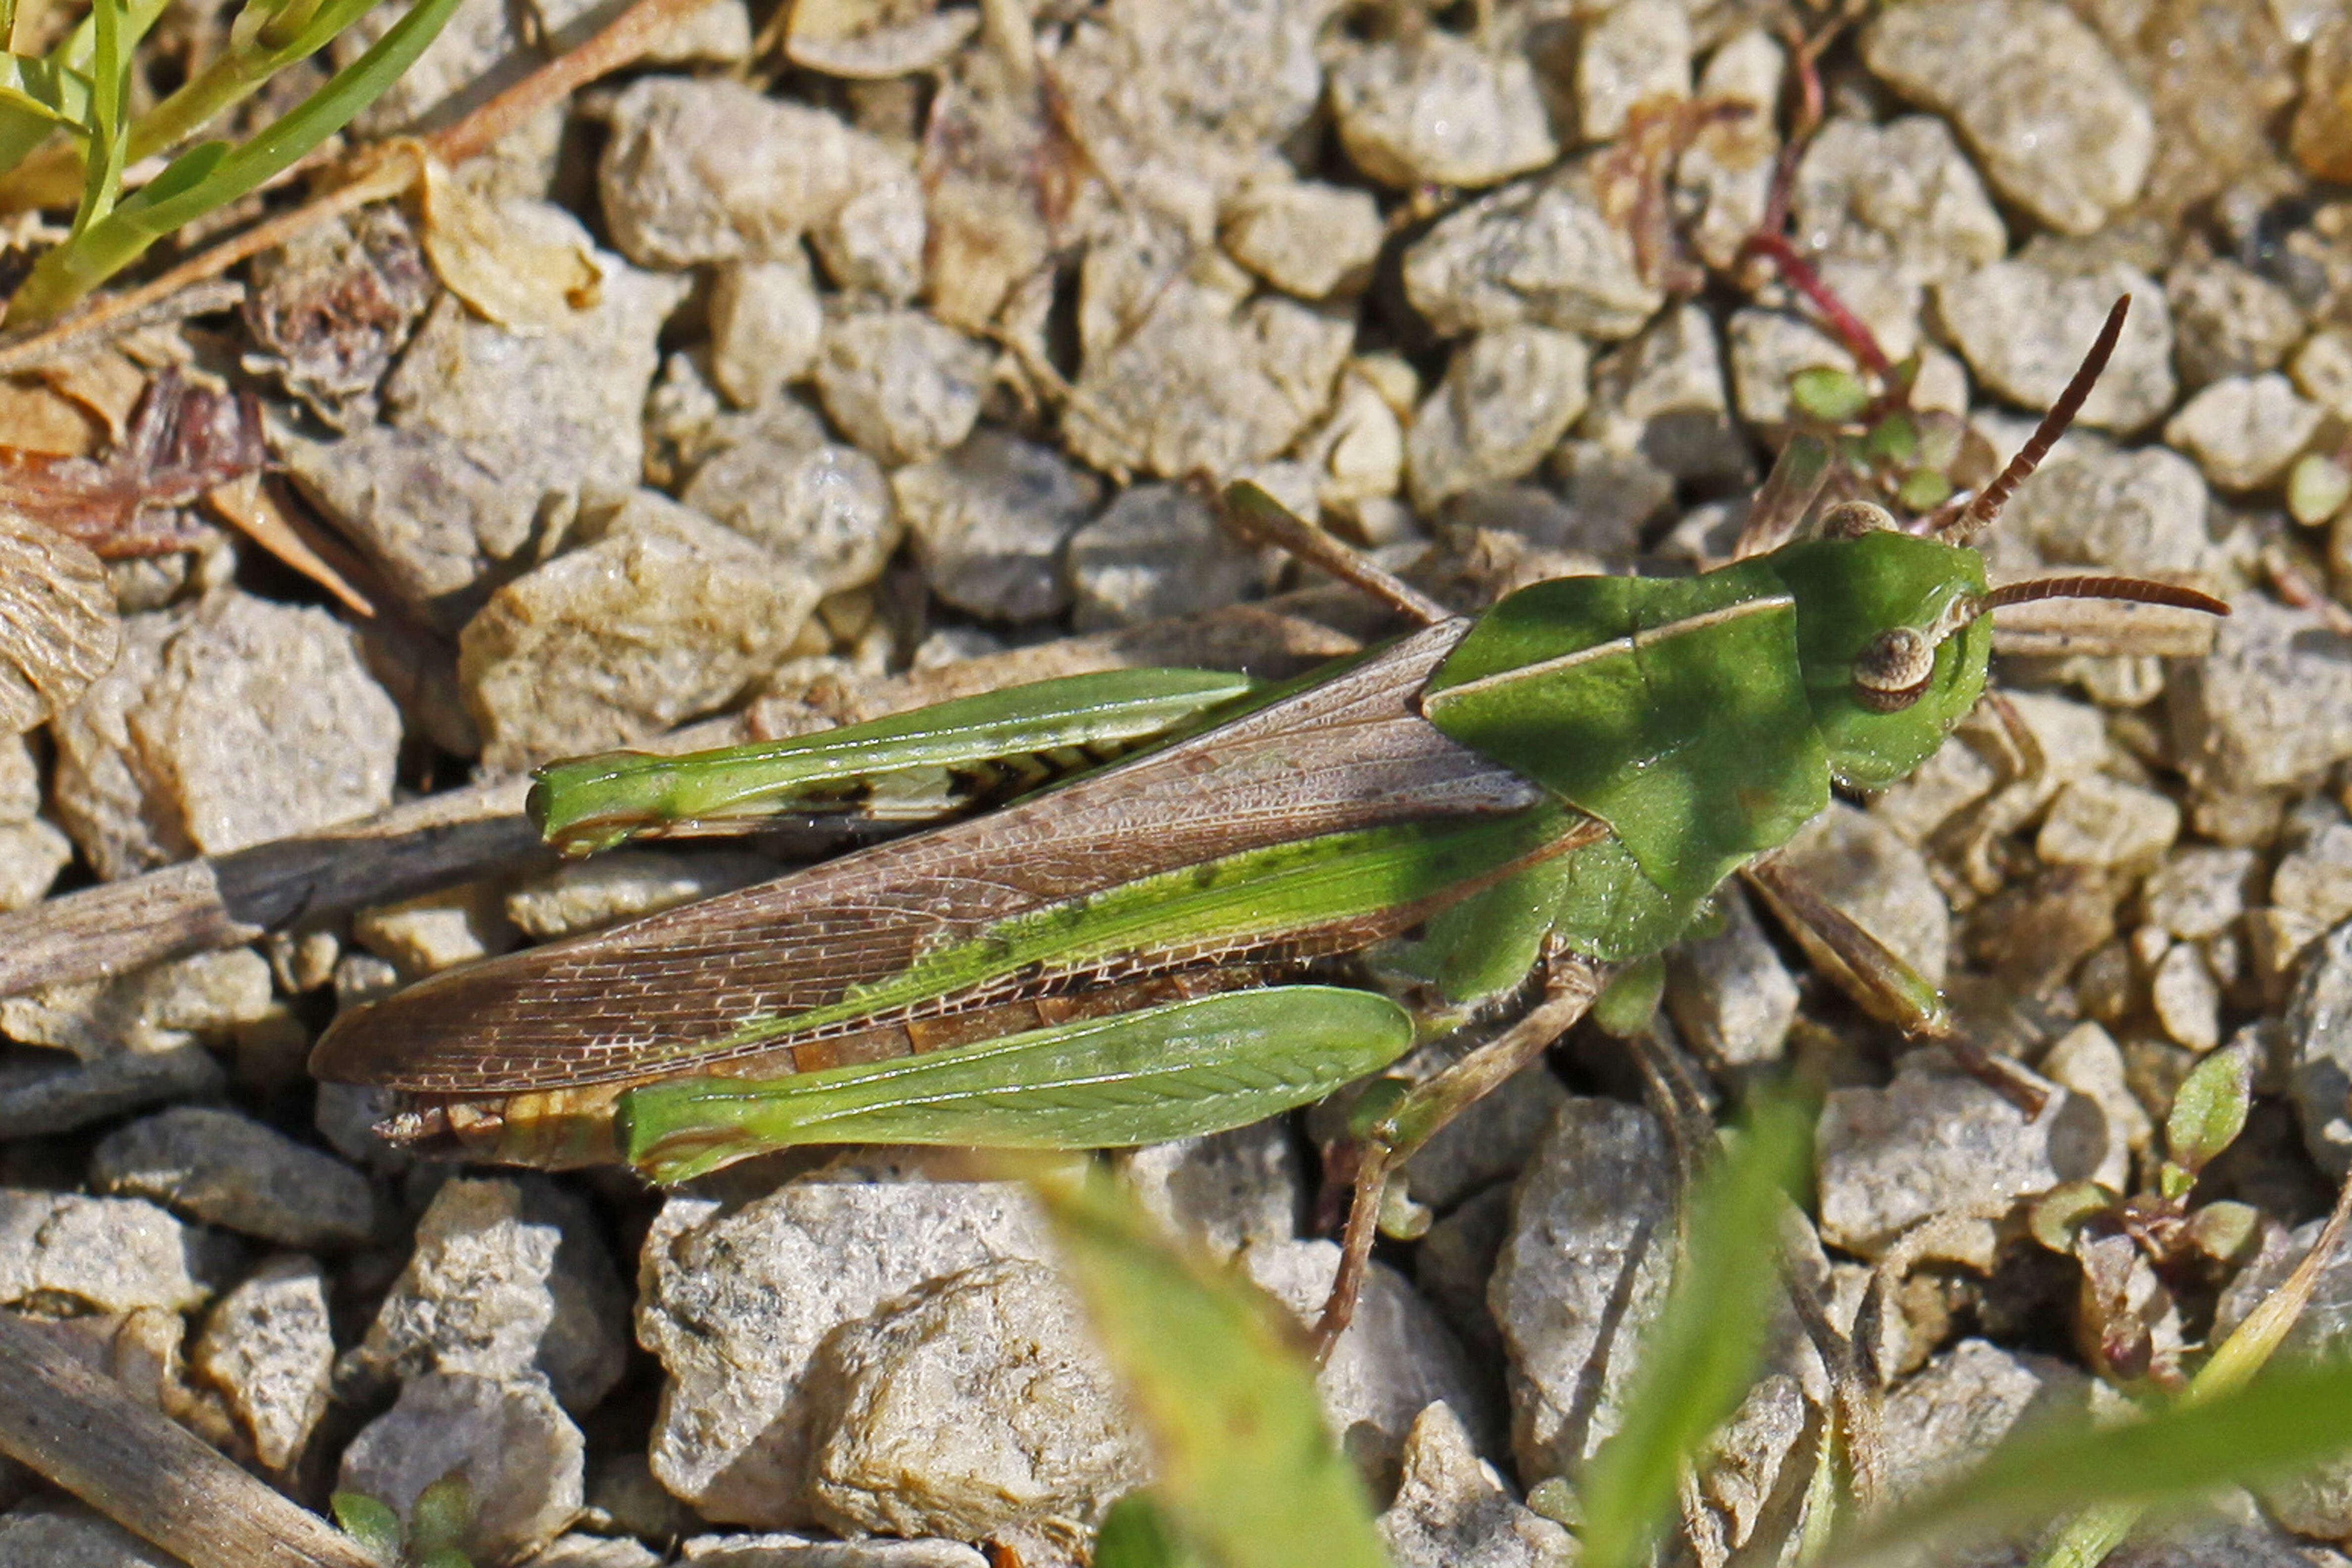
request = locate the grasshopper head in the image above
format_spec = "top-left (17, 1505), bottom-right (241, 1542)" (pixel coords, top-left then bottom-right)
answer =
top-left (1777, 294), bottom-right (2228, 790)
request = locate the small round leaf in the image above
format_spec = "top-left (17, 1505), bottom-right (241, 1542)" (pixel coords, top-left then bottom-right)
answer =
top-left (2164, 1043), bottom-right (2254, 1180)
top-left (1790, 367), bottom-right (1870, 424)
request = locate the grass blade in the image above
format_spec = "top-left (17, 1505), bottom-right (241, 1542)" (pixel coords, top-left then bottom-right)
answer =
top-left (1033, 1164), bottom-right (1389, 1568)
top-left (1575, 1087), bottom-right (1817, 1568)
top-left (1828, 1356), bottom-right (2352, 1565)
top-left (5, 0), bottom-right (461, 322)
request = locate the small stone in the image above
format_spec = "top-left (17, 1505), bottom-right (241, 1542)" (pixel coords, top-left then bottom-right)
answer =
top-left (2273, 823), bottom-right (2352, 931)
top-left (1327, 32), bottom-right (1557, 189)
top-left (2163, 374), bottom-right (2324, 492)
top-left (349, 1176), bottom-right (627, 1415)
top-left (1935, 261), bottom-right (2175, 434)
top-left (1673, 29), bottom-right (1780, 271)
top-left (1, 947), bottom-right (275, 1059)
top-left (1242, 1239), bottom-right (1492, 1479)
top-left (354, 880), bottom-right (519, 978)
top-left (50, 592), bottom-right (400, 879)
top-left (507, 849), bottom-right (779, 940)
top-left (1403, 166), bottom-right (1665, 341)
top-left (1666, 882), bottom-right (1801, 1071)
top-left (1406, 326), bottom-right (1592, 511)
top-left (1790, 116), bottom-right (2007, 289)
top-left (2294, 16), bottom-right (2352, 181)
top-left (683, 430), bottom-right (900, 599)
top-left (1377, 1401), bottom-right (1575, 1568)
top-left (1115, 1119), bottom-right (1302, 1259)
top-left (2149, 940), bottom-right (2223, 1052)
top-left (2142, 845), bottom-right (2260, 939)
top-left (193, 1254), bottom-right (334, 1470)
top-left (1297, 366), bottom-right (1409, 519)
top-left (1576, 0), bottom-right (1691, 143)
top-left (892, 433), bottom-right (1101, 621)
top-left (0, 734), bottom-right (33, 820)
top-left (332, 952), bottom-right (401, 1011)
top-left (1816, 1054), bottom-right (2109, 1255)
top-left (1221, 179), bottom-right (1383, 300)
top-left (0, 1046), bottom-right (225, 1142)
top-left (1416, 1185), bottom-right (1512, 1363)
top-left (528, 1536), bottom-right (665, 1568)
top-left (2288, 921), bottom-right (2352, 1179)
top-left (457, 489), bottom-right (821, 773)
top-left (0, 1191), bottom-right (225, 1313)
top-left (709, 256), bottom-right (826, 406)
top-left (2039, 1021), bottom-right (2148, 1177)
top-left (804, 1259), bottom-right (1148, 1542)
top-left (1863, 0), bottom-right (2153, 235)
top-left (1493, 1097), bottom-right (1674, 1479)
top-left (2165, 257), bottom-right (2310, 389)
top-left (813, 310), bottom-right (992, 467)
top-left (1777, 801), bottom-right (1949, 987)
top-left (2034, 775), bottom-right (2181, 868)
top-left (338, 1371), bottom-right (586, 1565)
top-left (1726, 307), bottom-right (1861, 427)
top-left (1062, 254), bottom-right (1355, 480)
top-left (1581, 302), bottom-right (1744, 486)
top-left (640, 1177), bottom-right (1055, 1526)
top-left (597, 77), bottom-right (921, 274)
top-left (1870, 727), bottom-right (2003, 847)
top-left (1879, 1339), bottom-right (2091, 1502)
top-left (0, 1503), bottom-right (180, 1568)
top-left (1688, 1375), bottom-right (1811, 1563)
top-left (2294, 328), bottom-right (2352, 421)
top-left (2171, 596), bottom-right (2352, 798)
top-left (1547, 442), bottom-right (1674, 553)
top-left (92, 1108), bottom-right (372, 1251)
top-left (1064, 482), bottom-right (1270, 631)
top-left (1404, 1062), bottom-right (1568, 1212)
top-left (314, 1082), bottom-right (408, 1172)
top-left (0, 818), bottom-right (68, 911)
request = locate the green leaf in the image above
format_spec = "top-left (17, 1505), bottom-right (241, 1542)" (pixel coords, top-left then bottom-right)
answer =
top-left (408, 1470), bottom-right (473, 1558)
top-left (2163, 1043), bottom-right (2253, 1185)
top-left (1576, 1087), bottom-right (1817, 1568)
top-left (328, 1492), bottom-right (401, 1566)
top-left (5, 0), bottom-right (463, 322)
top-left (1896, 466), bottom-right (1953, 513)
top-left (418, 1552), bottom-right (476, 1568)
top-left (1095, 1493), bottom-right (1212, 1568)
top-left (1828, 1357), bottom-right (2352, 1565)
top-left (1034, 1164), bottom-right (1389, 1568)
top-left (1865, 411), bottom-right (1918, 465)
top-left (2289, 452), bottom-right (2352, 527)
top-left (2028, 1180), bottom-right (2117, 1254)
top-left (1791, 367), bottom-right (1870, 424)
top-left (2184, 1200), bottom-right (2260, 1265)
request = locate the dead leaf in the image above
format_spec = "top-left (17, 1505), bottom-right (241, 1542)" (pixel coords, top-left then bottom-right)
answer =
top-left (418, 158), bottom-right (603, 334)
top-left (0, 367), bottom-right (266, 557)
top-left (0, 508), bottom-right (118, 733)
top-left (205, 473), bottom-right (375, 618)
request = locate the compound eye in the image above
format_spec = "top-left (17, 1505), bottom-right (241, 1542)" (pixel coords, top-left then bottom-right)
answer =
top-left (1852, 627), bottom-right (1935, 712)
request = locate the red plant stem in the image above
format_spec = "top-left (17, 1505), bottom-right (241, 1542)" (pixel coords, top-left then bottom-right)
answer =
top-left (1739, 231), bottom-right (1894, 381)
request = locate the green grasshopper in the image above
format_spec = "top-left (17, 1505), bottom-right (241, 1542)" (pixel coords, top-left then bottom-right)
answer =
top-left (311, 296), bottom-right (2224, 1337)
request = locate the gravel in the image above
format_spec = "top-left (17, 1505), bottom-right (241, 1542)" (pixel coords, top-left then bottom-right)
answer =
top-left (4, 3), bottom-right (2351, 1563)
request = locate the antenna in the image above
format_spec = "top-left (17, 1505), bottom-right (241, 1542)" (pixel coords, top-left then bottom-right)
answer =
top-left (1937, 294), bottom-right (2132, 545)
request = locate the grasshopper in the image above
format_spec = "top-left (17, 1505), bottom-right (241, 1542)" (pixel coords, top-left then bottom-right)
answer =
top-left (311, 296), bottom-right (2224, 1338)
